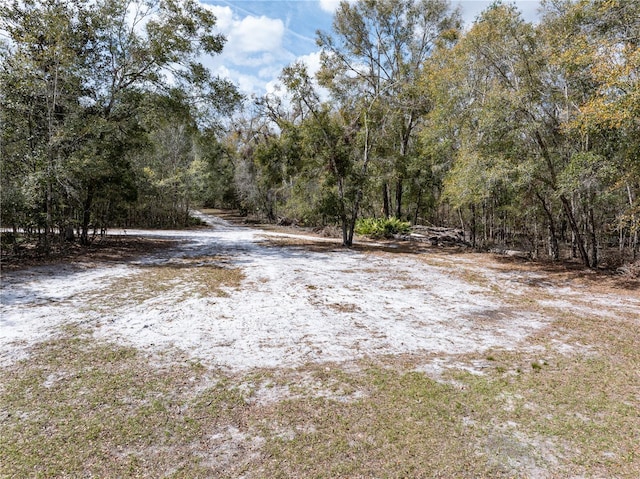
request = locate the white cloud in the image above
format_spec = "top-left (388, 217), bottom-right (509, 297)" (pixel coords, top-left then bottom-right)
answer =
top-left (212, 64), bottom-right (268, 95)
top-left (265, 78), bottom-right (284, 96)
top-left (258, 63), bottom-right (283, 81)
top-left (318, 0), bottom-right (357, 14)
top-left (199, 3), bottom-right (293, 95)
top-left (205, 4), bottom-right (238, 31)
top-left (204, 5), bottom-right (286, 62)
top-left (319, 0), bottom-right (360, 14)
top-left (318, 0), bottom-right (341, 13)
top-left (232, 52), bottom-right (280, 69)
top-left (297, 51), bottom-right (323, 77)
top-left (229, 15), bottom-right (284, 53)
top-left (302, 51), bottom-right (331, 102)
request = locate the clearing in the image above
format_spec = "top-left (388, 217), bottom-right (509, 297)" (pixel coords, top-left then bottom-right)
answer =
top-left (1, 210), bottom-right (638, 478)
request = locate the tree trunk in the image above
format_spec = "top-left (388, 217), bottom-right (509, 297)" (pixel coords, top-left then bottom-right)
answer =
top-left (413, 187), bottom-right (423, 225)
top-left (343, 106), bottom-right (373, 248)
top-left (345, 216), bottom-right (355, 247)
top-left (470, 204), bottom-right (477, 249)
top-left (535, 191), bottom-right (559, 261)
top-left (341, 218), bottom-right (349, 246)
top-left (560, 194), bottom-right (590, 267)
top-left (482, 201), bottom-right (487, 244)
top-left (382, 182), bottom-right (390, 218)
top-left (589, 205), bottom-right (598, 268)
top-left (626, 183), bottom-right (637, 259)
top-left (80, 184), bottom-right (95, 246)
top-left (44, 179), bottom-right (52, 254)
top-left (548, 222), bottom-right (559, 261)
top-left (11, 224), bottom-right (19, 255)
top-left (395, 178), bottom-right (403, 218)
top-left (457, 208), bottom-right (465, 242)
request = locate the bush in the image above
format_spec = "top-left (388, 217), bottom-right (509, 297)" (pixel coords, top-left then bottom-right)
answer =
top-left (355, 217), bottom-right (411, 238)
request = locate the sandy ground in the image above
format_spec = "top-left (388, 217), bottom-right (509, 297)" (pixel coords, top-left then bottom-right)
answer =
top-left (1, 211), bottom-right (638, 371)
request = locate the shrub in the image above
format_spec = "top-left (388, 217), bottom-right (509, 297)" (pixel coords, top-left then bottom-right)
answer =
top-left (355, 217), bottom-right (411, 238)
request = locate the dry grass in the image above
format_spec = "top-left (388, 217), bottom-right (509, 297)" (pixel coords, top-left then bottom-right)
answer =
top-left (80, 260), bottom-right (245, 313)
top-left (2, 223), bottom-right (638, 478)
top-left (2, 292), bottom-right (638, 479)
top-left (249, 311), bottom-right (640, 478)
top-left (257, 236), bottom-right (344, 253)
top-left (1, 311), bottom-right (639, 478)
top-left (326, 302), bottom-right (360, 313)
top-left (0, 331), bottom-right (255, 478)
top-left (478, 253), bottom-right (640, 293)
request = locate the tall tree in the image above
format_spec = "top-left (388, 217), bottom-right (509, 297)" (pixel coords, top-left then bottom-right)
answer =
top-left (430, 2), bottom-right (600, 264)
top-left (1, 0), bottom-right (89, 248)
top-left (281, 62), bottom-right (364, 246)
top-left (544, 0), bottom-right (640, 259)
top-left (0, 0), bottom-right (240, 247)
top-left (317, 0), bottom-right (459, 219)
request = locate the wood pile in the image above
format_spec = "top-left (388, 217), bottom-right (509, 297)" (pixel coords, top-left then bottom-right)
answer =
top-left (405, 226), bottom-right (470, 247)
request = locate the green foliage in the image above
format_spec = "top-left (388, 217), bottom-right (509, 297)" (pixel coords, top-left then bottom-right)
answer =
top-left (0, 0), bottom-right (240, 248)
top-left (317, 0), bottom-right (461, 220)
top-left (218, 0), bottom-right (637, 265)
top-left (355, 217), bottom-right (411, 238)
top-left (4, 0), bottom-right (637, 265)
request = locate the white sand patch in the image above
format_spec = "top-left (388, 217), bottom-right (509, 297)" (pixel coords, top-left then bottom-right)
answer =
top-left (1, 211), bottom-right (633, 370)
top-left (91, 225), bottom-right (547, 370)
top-left (0, 263), bottom-right (137, 364)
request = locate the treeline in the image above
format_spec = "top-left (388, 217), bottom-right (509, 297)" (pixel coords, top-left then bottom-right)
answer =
top-left (0, 0), bottom-right (241, 251)
top-left (221, 0), bottom-right (639, 267)
top-left (2, 0), bottom-right (639, 269)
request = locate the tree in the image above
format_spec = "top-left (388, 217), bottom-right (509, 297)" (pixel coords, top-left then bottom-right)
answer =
top-left (1, 0), bottom-right (241, 248)
top-left (1, 0), bottom-right (90, 249)
top-left (317, 0), bottom-right (459, 219)
top-left (422, 0), bottom-right (639, 267)
top-left (280, 62), bottom-right (365, 246)
top-left (544, 0), bottom-right (640, 260)
top-left (429, 3), bottom-right (593, 262)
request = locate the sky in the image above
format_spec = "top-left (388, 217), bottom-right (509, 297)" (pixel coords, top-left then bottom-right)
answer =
top-left (200, 1), bottom-right (542, 97)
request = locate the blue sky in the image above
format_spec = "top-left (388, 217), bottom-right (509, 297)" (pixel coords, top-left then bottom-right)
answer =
top-left (201, 1), bottom-right (542, 96)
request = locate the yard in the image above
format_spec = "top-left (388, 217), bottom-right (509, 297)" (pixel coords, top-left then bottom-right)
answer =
top-left (1, 211), bottom-right (638, 478)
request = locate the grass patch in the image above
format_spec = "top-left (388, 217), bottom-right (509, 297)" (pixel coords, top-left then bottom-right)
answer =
top-left (83, 261), bottom-right (245, 311)
top-left (1, 326), bottom-right (638, 477)
top-left (447, 351), bottom-right (640, 477)
top-left (256, 365), bottom-right (500, 477)
top-left (139, 261), bottom-right (245, 298)
top-left (254, 343), bottom-right (639, 477)
top-left (0, 333), bottom-right (255, 478)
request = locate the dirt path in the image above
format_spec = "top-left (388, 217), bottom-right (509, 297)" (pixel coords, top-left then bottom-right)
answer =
top-left (1, 211), bottom-right (638, 370)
